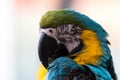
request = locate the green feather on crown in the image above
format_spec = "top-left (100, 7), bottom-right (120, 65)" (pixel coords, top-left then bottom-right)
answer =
top-left (40, 9), bottom-right (108, 40)
top-left (40, 9), bottom-right (86, 29)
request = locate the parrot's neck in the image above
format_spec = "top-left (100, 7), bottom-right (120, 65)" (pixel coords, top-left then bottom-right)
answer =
top-left (69, 30), bottom-right (103, 65)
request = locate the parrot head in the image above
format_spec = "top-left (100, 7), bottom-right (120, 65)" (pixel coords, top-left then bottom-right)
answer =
top-left (38, 9), bottom-right (108, 69)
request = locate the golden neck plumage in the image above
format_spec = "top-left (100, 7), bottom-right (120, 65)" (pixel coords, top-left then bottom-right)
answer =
top-left (70, 30), bottom-right (103, 65)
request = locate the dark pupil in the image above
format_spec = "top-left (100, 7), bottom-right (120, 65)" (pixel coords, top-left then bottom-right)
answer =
top-left (49, 29), bottom-right (53, 33)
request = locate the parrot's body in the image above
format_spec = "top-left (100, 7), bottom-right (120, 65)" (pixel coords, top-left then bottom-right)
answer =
top-left (37, 9), bottom-right (117, 80)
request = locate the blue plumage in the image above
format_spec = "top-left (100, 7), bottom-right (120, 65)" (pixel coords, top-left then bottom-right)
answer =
top-left (45, 57), bottom-right (92, 80)
top-left (38, 9), bottom-right (117, 80)
top-left (45, 57), bottom-right (112, 80)
top-left (86, 65), bottom-right (112, 80)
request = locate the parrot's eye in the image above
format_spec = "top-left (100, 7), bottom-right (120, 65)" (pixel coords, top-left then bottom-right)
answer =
top-left (49, 29), bottom-right (53, 33)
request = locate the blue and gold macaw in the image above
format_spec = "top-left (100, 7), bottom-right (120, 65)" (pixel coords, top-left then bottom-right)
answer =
top-left (36, 9), bottom-right (117, 80)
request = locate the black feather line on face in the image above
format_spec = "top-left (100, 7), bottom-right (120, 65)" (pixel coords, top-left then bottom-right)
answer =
top-left (56, 24), bottom-right (82, 36)
top-left (55, 24), bottom-right (83, 53)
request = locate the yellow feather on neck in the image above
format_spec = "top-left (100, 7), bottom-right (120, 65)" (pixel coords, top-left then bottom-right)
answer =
top-left (36, 64), bottom-right (47, 80)
top-left (70, 30), bottom-right (103, 65)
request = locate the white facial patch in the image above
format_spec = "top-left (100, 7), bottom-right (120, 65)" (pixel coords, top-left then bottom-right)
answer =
top-left (40, 24), bottom-right (82, 53)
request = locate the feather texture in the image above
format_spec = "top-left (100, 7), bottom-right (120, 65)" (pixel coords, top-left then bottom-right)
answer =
top-left (46, 57), bottom-right (95, 80)
top-left (38, 9), bottom-right (117, 80)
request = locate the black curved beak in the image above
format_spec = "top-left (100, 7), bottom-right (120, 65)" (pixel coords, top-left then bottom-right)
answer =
top-left (38, 32), bottom-right (69, 69)
top-left (38, 32), bottom-right (58, 68)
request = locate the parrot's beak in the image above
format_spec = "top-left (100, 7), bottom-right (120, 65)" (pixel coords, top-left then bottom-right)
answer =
top-left (38, 32), bottom-right (58, 68)
top-left (38, 32), bottom-right (69, 69)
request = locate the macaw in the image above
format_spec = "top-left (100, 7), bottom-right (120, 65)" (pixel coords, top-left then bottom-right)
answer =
top-left (36, 9), bottom-right (117, 80)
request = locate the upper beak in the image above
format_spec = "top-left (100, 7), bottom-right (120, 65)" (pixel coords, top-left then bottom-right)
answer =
top-left (38, 32), bottom-right (69, 69)
top-left (38, 32), bottom-right (58, 68)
